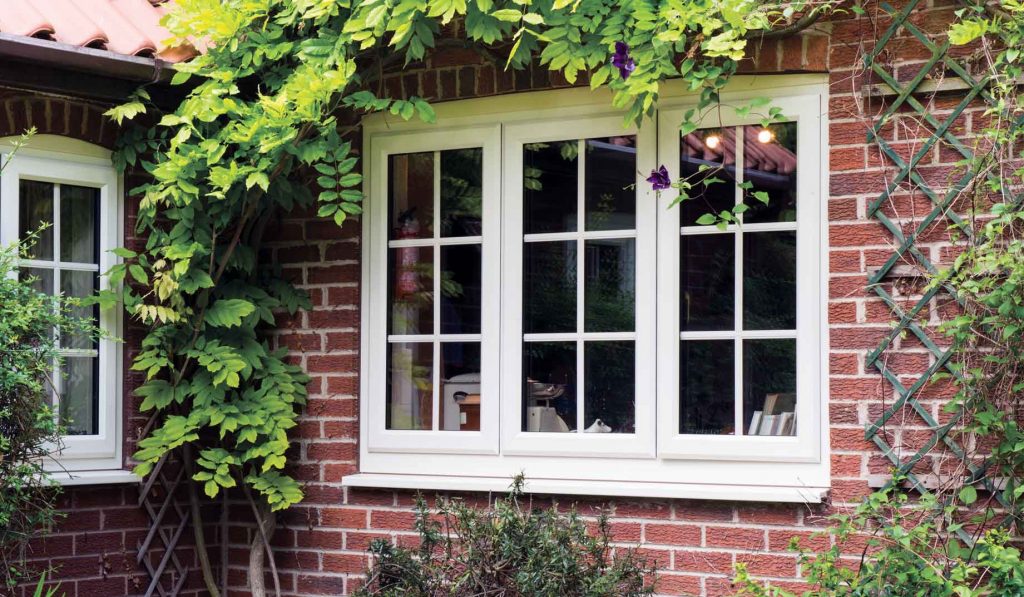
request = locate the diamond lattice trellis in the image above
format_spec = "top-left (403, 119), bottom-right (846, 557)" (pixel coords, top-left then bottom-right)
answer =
top-left (861, 0), bottom-right (1006, 535)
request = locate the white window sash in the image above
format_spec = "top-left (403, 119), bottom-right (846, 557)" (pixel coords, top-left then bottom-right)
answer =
top-left (500, 114), bottom-right (657, 458)
top-left (655, 90), bottom-right (825, 462)
top-left (364, 124), bottom-right (502, 454)
top-left (0, 146), bottom-right (123, 472)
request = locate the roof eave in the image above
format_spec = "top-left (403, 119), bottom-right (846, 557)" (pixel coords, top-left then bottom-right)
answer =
top-left (0, 32), bottom-right (174, 82)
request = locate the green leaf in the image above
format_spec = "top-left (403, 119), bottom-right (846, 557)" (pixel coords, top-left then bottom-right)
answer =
top-left (959, 485), bottom-right (978, 505)
top-left (205, 299), bottom-right (256, 328)
top-left (695, 213), bottom-right (717, 226)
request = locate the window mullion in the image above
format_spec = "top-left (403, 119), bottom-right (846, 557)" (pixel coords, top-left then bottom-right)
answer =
top-left (575, 139), bottom-right (586, 434)
top-left (734, 128), bottom-right (745, 436)
top-left (432, 151), bottom-right (442, 432)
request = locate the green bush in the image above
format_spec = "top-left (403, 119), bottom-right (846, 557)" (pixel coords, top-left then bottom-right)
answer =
top-left (0, 237), bottom-right (97, 589)
top-left (733, 484), bottom-right (1024, 597)
top-left (355, 478), bottom-right (655, 597)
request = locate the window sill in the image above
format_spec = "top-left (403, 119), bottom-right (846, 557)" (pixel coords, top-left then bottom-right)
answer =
top-left (49, 469), bottom-right (140, 487)
top-left (342, 473), bottom-right (829, 504)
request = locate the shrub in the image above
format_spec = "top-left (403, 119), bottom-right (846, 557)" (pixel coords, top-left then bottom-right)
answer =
top-left (0, 236), bottom-right (97, 589)
top-left (733, 484), bottom-right (1024, 596)
top-left (355, 478), bottom-right (655, 597)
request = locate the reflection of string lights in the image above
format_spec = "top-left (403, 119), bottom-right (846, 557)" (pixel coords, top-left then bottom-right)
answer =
top-left (757, 128), bottom-right (775, 144)
top-left (704, 133), bottom-right (721, 149)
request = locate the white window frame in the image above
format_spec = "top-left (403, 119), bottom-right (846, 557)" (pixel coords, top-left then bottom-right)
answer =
top-left (656, 91), bottom-right (824, 462)
top-left (500, 115), bottom-right (657, 459)
top-left (365, 125), bottom-right (502, 454)
top-left (352, 76), bottom-right (831, 502)
top-left (0, 135), bottom-right (129, 479)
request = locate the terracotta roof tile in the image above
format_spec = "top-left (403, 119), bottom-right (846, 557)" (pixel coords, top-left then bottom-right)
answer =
top-left (0, 0), bottom-right (194, 62)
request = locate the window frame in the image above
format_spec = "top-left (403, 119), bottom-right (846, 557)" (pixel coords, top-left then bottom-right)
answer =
top-left (500, 114), bottom-right (657, 458)
top-left (365, 124), bottom-right (502, 455)
top-left (355, 77), bottom-right (831, 501)
top-left (0, 136), bottom-right (125, 475)
top-left (655, 91), bottom-right (825, 462)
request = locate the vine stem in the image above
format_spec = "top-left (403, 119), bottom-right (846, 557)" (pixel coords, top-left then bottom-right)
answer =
top-left (243, 482), bottom-right (281, 597)
top-left (183, 444), bottom-right (221, 597)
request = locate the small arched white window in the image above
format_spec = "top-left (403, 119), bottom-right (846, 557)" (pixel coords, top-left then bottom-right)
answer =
top-left (0, 135), bottom-right (132, 483)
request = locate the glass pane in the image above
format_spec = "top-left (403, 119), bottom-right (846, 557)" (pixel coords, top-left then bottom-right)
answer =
top-left (440, 244), bottom-right (481, 334)
top-left (680, 340), bottom-right (734, 435)
top-left (743, 122), bottom-right (797, 223)
top-left (19, 180), bottom-right (54, 260)
top-left (60, 356), bottom-right (98, 435)
top-left (743, 339), bottom-right (796, 436)
top-left (523, 342), bottom-right (576, 432)
top-left (439, 342), bottom-right (481, 431)
top-left (524, 141), bottom-right (578, 233)
top-left (523, 241), bottom-right (576, 334)
top-left (388, 246), bottom-right (433, 335)
top-left (61, 270), bottom-right (98, 350)
top-left (585, 136), bottom-right (636, 231)
top-left (584, 238), bottom-right (634, 333)
top-left (744, 231), bottom-right (797, 330)
top-left (60, 185), bottom-right (99, 264)
top-left (19, 267), bottom-right (53, 295)
top-left (386, 342), bottom-right (433, 430)
top-left (440, 148), bottom-right (483, 237)
top-left (584, 341), bottom-right (635, 434)
top-left (680, 234), bottom-right (734, 331)
top-left (679, 128), bottom-right (737, 227)
top-left (388, 152), bottom-right (434, 240)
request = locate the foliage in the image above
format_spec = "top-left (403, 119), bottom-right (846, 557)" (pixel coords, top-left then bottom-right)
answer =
top-left (733, 485), bottom-right (1024, 596)
top-left (109, 0), bottom-right (830, 516)
top-left (0, 204), bottom-right (98, 590)
top-left (354, 478), bottom-right (655, 596)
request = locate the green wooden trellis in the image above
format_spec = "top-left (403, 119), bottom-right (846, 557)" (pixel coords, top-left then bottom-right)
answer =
top-left (861, 0), bottom-right (1007, 537)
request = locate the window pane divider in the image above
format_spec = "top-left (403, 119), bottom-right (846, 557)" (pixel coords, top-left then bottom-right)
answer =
top-left (680, 222), bottom-right (796, 235)
top-left (431, 151), bottom-right (442, 432)
top-left (680, 329), bottom-right (797, 340)
top-left (525, 332), bottom-right (635, 342)
top-left (389, 236), bottom-right (482, 248)
top-left (524, 229), bottom-right (637, 242)
top-left (389, 334), bottom-right (482, 343)
top-left (733, 127), bottom-right (745, 436)
top-left (575, 138), bottom-right (586, 434)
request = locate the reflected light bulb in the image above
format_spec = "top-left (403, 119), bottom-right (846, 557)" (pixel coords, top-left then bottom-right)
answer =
top-left (705, 134), bottom-right (721, 149)
top-left (757, 128), bottom-right (775, 144)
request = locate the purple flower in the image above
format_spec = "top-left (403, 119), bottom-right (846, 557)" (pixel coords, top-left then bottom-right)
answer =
top-left (611, 41), bottom-right (635, 80)
top-left (647, 165), bottom-right (671, 191)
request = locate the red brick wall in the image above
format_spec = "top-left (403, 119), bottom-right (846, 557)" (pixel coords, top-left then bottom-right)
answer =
top-left (4, 0), bottom-right (978, 593)
top-left (234, 3), bottom-right (976, 595)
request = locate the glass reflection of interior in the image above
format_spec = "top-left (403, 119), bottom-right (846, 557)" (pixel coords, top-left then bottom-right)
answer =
top-left (743, 339), bottom-right (797, 436)
top-left (386, 342), bottom-right (433, 430)
top-left (680, 234), bottom-right (734, 332)
top-left (680, 340), bottom-right (735, 435)
top-left (523, 342), bottom-right (576, 433)
top-left (386, 148), bottom-right (485, 432)
top-left (439, 342), bottom-right (482, 431)
top-left (18, 180), bottom-right (101, 436)
top-left (584, 341), bottom-right (635, 433)
top-left (521, 135), bottom-right (638, 435)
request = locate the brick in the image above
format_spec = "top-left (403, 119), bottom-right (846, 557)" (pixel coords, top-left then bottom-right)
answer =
top-left (706, 526), bottom-right (765, 550)
top-left (645, 523), bottom-right (700, 546)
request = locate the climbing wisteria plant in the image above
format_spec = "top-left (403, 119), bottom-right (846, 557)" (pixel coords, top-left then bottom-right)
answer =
top-left (105, 0), bottom-right (830, 592)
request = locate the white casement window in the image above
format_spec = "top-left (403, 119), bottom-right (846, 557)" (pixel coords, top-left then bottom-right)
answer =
top-left (353, 77), bottom-right (830, 502)
top-left (0, 136), bottom-right (129, 482)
